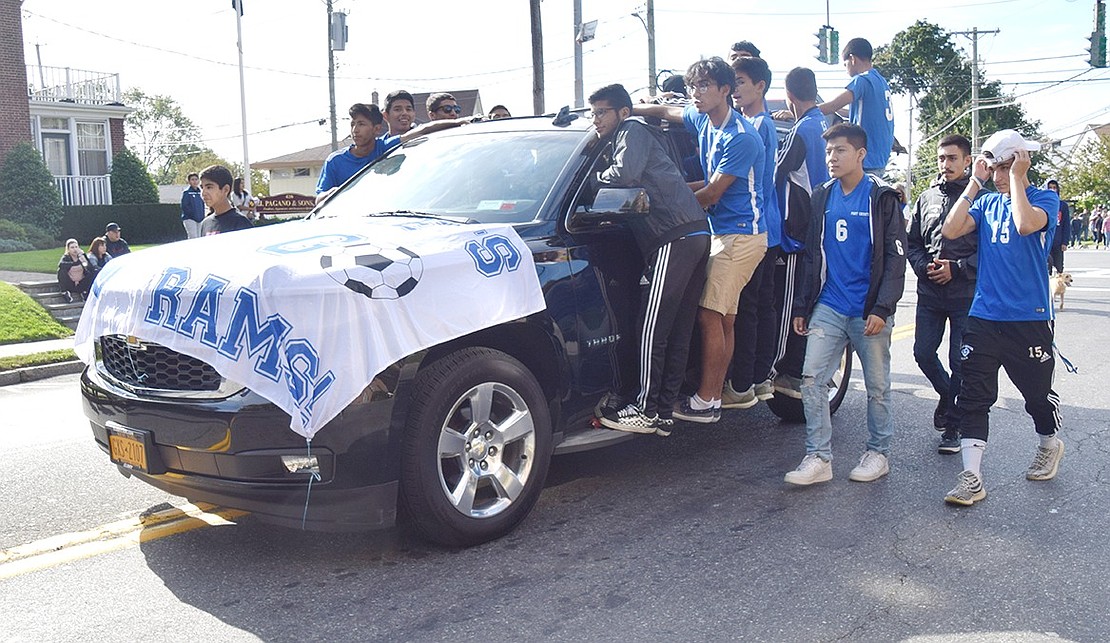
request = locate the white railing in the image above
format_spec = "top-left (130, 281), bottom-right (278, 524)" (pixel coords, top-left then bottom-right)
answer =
top-left (26, 65), bottom-right (122, 105)
top-left (54, 175), bottom-right (112, 206)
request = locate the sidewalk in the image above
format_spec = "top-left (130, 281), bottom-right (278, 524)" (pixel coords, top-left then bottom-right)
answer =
top-left (0, 270), bottom-right (53, 284)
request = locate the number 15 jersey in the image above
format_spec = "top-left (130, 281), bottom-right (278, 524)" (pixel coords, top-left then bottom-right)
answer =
top-left (968, 186), bottom-right (1059, 321)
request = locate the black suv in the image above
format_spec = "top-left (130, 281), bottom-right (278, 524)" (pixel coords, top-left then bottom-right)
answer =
top-left (81, 112), bottom-right (848, 546)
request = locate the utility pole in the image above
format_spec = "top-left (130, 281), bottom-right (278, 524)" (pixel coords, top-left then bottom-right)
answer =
top-left (234, 0), bottom-right (251, 192)
top-left (954, 27), bottom-right (999, 153)
top-left (327, 0), bottom-right (338, 152)
top-left (646, 0), bottom-right (656, 96)
top-left (573, 0), bottom-right (583, 108)
top-left (632, 2), bottom-right (658, 96)
top-left (530, 0), bottom-right (544, 115)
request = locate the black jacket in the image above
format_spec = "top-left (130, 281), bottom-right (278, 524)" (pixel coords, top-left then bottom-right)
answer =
top-left (793, 176), bottom-right (907, 320)
top-left (596, 117), bottom-right (709, 256)
top-left (906, 175), bottom-right (978, 304)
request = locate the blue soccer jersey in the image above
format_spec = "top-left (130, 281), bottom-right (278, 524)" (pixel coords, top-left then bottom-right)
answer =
top-left (968, 186), bottom-right (1060, 321)
top-left (316, 134), bottom-right (400, 194)
top-left (818, 175), bottom-right (874, 317)
top-left (683, 105), bottom-right (764, 235)
top-left (750, 112), bottom-right (782, 248)
top-left (846, 69), bottom-right (894, 172)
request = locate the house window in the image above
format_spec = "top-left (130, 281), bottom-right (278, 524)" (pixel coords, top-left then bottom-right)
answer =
top-left (76, 122), bottom-right (108, 176)
top-left (42, 133), bottom-right (72, 175)
top-left (40, 117), bottom-right (68, 131)
top-left (293, 167), bottom-right (310, 177)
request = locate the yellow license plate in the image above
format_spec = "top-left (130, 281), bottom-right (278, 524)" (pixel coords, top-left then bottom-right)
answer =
top-left (108, 430), bottom-right (148, 472)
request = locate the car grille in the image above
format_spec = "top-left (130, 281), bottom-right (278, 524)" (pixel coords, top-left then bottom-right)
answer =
top-left (99, 335), bottom-right (222, 391)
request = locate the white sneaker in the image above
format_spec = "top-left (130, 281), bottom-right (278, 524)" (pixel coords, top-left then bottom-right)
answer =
top-left (848, 450), bottom-right (889, 482)
top-left (784, 454), bottom-right (832, 486)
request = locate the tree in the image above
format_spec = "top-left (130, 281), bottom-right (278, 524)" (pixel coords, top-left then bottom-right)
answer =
top-left (122, 88), bottom-right (204, 185)
top-left (111, 147), bottom-right (159, 204)
top-left (0, 142), bottom-right (65, 238)
top-left (874, 21), bottom-right (1044, 195)
top-left (173, 149), bottom-right (270, 197)
top-left (1057, 134), bottom-right (1110, 212)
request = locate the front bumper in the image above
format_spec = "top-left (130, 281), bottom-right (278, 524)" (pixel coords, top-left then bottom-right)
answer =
top-left (81, 363), bottom-right (404, 532)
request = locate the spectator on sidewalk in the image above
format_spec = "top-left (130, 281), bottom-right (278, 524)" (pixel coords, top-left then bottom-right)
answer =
top-left (199, 165), bottom-right (254, 236)
top-left (57, 238), bottom-right (94, 303)
top-left (180, 172), bottom-right (205, 239)
top-left (231, 177), bottom-right (256, 221)
top-left (86, 236), bottom-right (111, 272)
top-left (1045, 179), bottom-right (1069, 273)
top-left (103, 223), bottom-right (130, 257)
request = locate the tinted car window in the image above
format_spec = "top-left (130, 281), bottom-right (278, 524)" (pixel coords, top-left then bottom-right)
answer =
top-left (315, 131), bottom-right (584, 224)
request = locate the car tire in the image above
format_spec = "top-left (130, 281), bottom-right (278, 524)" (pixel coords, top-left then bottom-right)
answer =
top-left (399, 347), bottom-right (553, 547)
top-left (767, 346), bottom-right (853, 423)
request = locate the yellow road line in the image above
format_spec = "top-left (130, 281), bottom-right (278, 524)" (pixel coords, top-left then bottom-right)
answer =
top-left (0, 503), bottom-right (248, 580)
top-left (892, 322), bottom-right (915, 341)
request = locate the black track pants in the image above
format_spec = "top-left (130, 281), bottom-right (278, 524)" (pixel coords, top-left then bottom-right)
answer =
top-left (956, 316), bottom-right (1061, 441)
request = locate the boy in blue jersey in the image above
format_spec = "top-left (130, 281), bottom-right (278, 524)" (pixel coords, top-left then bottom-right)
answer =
top-left (633, 57), bottom-right (766, 423)
top-left (819, 38), bottom-right (894, 175)
top-left (770, 67), bottom-right (830, 399)
top-left (317, 100), bottom-right (474, 203)
top-left (786, 124), bottom-right (906, 486)
top-left (725, 56), bottom-right (781, 408)
top-left (940, 129), bottom-right (1063, 506)
top-left (316, 103), bottom-right (399, 202)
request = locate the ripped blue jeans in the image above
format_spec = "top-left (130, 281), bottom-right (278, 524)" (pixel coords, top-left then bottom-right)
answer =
top-left (801, 302), bottom-right (894, 460)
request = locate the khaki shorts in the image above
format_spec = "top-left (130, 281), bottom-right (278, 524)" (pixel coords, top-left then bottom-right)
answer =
top-left (699, 233), bottom-right (767, 315)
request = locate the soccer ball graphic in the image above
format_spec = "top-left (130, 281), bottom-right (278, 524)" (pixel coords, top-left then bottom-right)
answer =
top-left (320, 243), bottom-right (424, 300)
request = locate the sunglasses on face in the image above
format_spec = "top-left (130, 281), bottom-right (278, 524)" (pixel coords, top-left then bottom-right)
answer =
top-left (438, 105), bottom-right (462, 114)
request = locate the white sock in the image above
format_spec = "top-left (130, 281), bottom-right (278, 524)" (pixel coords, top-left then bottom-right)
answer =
top-left (1039, 433), bottom-right (1060, 449)
top-left (690, 393), bottom-right (714, 411)
top-left (961, 439), bottom-right (987, 475)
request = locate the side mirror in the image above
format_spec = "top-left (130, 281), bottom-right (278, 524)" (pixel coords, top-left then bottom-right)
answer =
top-left (580, 187), bottom-right (650, 220)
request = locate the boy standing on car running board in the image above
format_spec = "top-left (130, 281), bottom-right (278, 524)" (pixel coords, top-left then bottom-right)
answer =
top-left (588, 83), bottom-right (711, 435)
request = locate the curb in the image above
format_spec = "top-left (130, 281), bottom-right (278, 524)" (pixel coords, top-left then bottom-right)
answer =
top-left (0, 360), bottom-right (84, 386)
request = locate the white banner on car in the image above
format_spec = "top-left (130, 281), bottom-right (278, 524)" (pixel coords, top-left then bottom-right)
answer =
top-left (74, 217), bottom-right (546, 440)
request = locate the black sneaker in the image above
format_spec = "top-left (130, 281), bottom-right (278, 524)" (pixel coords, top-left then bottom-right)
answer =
top-left (598, 404), bottom-right (659, 434)
top-left (655, 415), bottom-right (674, 437)
top-left (62, 291), bottom-right (73, 304)
top-left (937, 429), bottom-right (961, 454)
top-left (672, 397), bottom-right (720, 424)
top-left (594, 392), bottom-right (625, 421)
top-left (933, 401), bottom-right (948, 431)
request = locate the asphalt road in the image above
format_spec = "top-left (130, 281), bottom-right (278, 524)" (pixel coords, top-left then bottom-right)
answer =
top-left (2, 250), bottom-right (1108, 642)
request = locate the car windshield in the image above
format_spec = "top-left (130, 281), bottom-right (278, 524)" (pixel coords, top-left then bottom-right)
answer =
top-left (315, 130), bottom-right (584, 224)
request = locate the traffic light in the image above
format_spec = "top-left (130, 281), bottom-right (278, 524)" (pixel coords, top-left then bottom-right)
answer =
top-left (1091, 0), bottom-right (1107, 68)
top-left (814, 25), bottom-right (840, 64)
top-left (815, 27), bottom-right (829, 64)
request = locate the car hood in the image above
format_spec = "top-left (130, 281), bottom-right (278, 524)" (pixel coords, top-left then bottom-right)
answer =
top-left (75, 216), bottom-right (545, 439)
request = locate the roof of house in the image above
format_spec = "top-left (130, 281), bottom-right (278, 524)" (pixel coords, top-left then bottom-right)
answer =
top-left (255, 136), bottom-right (353, 169)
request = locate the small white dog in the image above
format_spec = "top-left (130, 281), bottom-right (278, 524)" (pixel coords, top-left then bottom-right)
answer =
top-left (1050, 272), bottom-right (1073, 310)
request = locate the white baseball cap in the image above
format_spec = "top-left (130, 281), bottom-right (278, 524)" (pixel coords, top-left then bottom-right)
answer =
top-left (981, 129), bottom-right (1040, 166)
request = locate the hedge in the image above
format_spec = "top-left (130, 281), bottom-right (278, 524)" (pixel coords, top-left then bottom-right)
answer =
top-left (60, 204), bottom-right (187, 245)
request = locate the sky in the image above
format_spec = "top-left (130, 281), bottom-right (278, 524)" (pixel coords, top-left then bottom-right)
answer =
top-left (19, 0), bottom-right (1110, 181)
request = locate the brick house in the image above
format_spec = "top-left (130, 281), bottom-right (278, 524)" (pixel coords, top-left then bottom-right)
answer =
top-left (1, 0), bottom-right (129, 206)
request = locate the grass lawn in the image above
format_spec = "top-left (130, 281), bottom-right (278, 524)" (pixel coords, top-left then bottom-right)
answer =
top-left (0, 282), bottom-right (73, 344)
top-left (0, 349), bottom-right (77, 372)
top-left (0, 244), bottom-right (153, 274)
